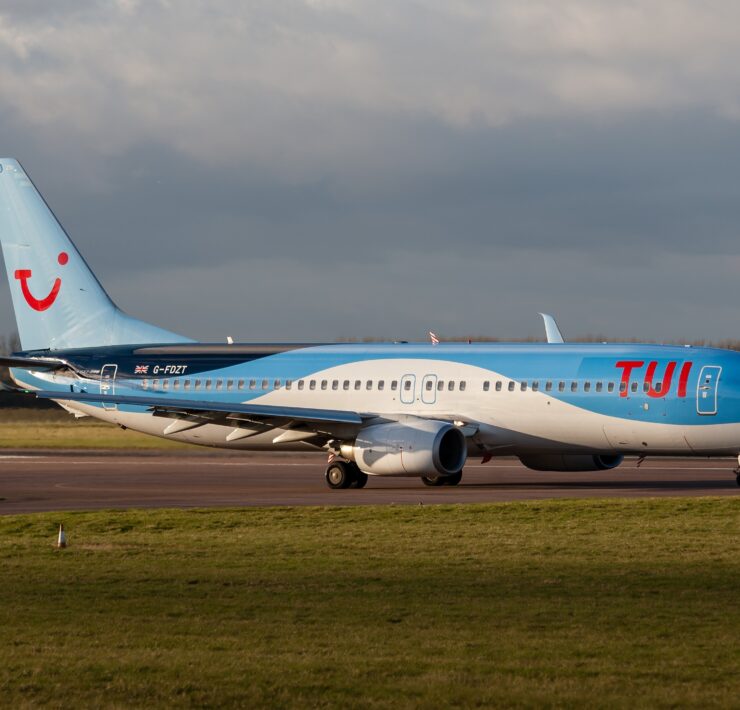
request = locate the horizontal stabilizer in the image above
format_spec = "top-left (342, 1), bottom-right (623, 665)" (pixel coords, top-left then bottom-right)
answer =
top-left (0, 354), bottom-right (77, 372)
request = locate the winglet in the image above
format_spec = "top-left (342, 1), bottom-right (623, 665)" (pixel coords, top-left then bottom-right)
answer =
top-left (539, 313), bottom-right (565, 343)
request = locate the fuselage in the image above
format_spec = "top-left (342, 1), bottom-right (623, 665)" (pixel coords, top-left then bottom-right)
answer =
top-left (11, 341), bottom-right (740, 458)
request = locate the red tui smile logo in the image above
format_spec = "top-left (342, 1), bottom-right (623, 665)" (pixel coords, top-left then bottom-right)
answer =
top-left (15, 251), bottom-right (68, 311)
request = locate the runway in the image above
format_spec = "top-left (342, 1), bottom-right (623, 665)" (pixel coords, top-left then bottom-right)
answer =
top-left (0, 451), bottom-right (738, 513)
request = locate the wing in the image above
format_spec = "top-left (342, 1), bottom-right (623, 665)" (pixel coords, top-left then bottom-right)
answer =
top-left (33, 390), bottom-right (366, 441)
top-left (538, 313), bottom-right (565, 344)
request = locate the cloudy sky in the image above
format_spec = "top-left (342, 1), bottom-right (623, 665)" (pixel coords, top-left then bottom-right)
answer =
top-left (2, 0), bottom-right (740, 343)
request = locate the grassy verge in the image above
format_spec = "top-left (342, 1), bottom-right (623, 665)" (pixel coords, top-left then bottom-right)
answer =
top-left (0, 498), bottom-right (738, 707)
top-left (0, 408), bottom-right (190, 449)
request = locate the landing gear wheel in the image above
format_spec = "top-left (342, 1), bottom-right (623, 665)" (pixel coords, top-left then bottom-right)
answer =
top-left (736, 473), bottom-right (740, 488)
top-left (350, 470), bottom-right (368, 489)
top-left (325, 461), bottom-right (355, 489)
top-left (421, 474), bottom-right (446, 487)
top-left (442, 470), bottom-right (463, 486)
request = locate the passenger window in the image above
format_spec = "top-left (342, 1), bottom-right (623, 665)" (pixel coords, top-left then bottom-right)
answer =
top-left (216, 379), bottom-right (223, 391)
top-left (227, 379), bottom-right (234, 391)
top-left (366, 380), bottom-right (372, 390)
top-left (570, 381), bottom-right (578, 392)
top-left (183, 380), bottom-right (191, 391)
top-left (391, 381), bottom-right (398, 391)
top-left (163, 379), bottom-right (170, 390)
top-left (448, 381), bottom-right (455, 391)
top-left (495, 381), bottom-right (502, 391)
top-left (607, 382), bottom-right (615, 393)
top-left (437, 380), bottom-right (444, 391)
top-left (584, 381), bottom-right (591, 392)
top-left (508, 382), bottom-right (515, 391)
top-left (460, 381), bottom-right (466, 391)
top-left (238, 379), bottom-right (245, 390)
top-left (619, 382), bottom-right (627, 393)
top-left (532, 381), bottom-right (539, 392)
top-left (321, 380), bottom-right (328, 390)
top-left (378, 380), bottom-right (385, 391)
top-left (426, 380), bottom-right (433, 391)
top-left (595, 382), bottom-right (602, 392)
top-left (142, 379), bottom-right (149, 389)
top-left (403, 380), bottom-right (411, 391)
top-left (261, 379), bottom-right (268, 390)
top-left (193, 379), bottom-right (200, 390)
top-left (643, 381), bottom-right (649, 393)
top-left (354, 380), bottom-right (361, 390)
top-left (285, 380), bottom-right (292, 390)
top-left (558, 381), bottom-right (565, 392)
top-left (343, 380), bottom-right (350, 390)
top-left (310, 380), bottom-right (316, 390)
top-left (521, 382), bottom-right (527, 391)
top-left (173, 379), bottom-right (180, 390)
top-left (631, 382), bottom-right (638, 392)
top-left (545, 381), bottom-right (552, 392)
top-left (274, 379), bottom-right (281, 389)
top-left (298, 380), bottom-right (305, 390)
top-left (483, 381), bottom-right (490, 391)
top-left (332, 380), bottom-right (339, 391)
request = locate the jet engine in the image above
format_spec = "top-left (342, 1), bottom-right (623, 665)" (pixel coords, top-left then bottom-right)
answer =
top-left (341, 419), bottom-right (467, 477)
top-left (518, 454), bottom-right (624, 472)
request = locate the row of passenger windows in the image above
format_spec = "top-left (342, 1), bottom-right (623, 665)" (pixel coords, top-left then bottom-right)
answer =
top-left (140, 378), bottom-right (458, 392)
top-left (483, 380), bottom-right (653, 393)
top-left (139, 377), bottom-right (656, 394)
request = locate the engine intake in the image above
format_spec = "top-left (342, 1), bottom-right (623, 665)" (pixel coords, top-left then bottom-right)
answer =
top-left (343, 419), bottom-right (467, 477)
top-left (518, 454), bottom-right (624, 472)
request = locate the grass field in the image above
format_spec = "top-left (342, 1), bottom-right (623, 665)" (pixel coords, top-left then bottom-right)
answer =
top-left (0, 498), bottom-right (738, 707)
top-left (0, 408), bottom-right (190, 449)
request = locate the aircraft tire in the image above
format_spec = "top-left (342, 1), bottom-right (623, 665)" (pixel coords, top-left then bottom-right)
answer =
top-left (350, 470), bottom-right (368, 489)
top-left (421, 474), bottom-right (446, 487)
top-left (325, 461), bottom-right (354, 489)
top-left (736, 473), bottom-right (740, 487)
top-left (442, 470), bottom-right (463, 486)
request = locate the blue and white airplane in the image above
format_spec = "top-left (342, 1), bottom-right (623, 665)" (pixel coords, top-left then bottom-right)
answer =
top-left (1, 158), bottom-right (739, 489)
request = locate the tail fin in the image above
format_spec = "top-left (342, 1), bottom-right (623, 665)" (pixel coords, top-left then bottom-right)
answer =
top-left (0, 159), bottom-right (192, 351)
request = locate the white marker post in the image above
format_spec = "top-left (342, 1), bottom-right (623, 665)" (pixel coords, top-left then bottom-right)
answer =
top-left (56, 523), bottom-right (67, 549)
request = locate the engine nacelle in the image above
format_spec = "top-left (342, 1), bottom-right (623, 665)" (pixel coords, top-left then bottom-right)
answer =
top-left (518, 454), bottom-right (624, 472)
top-left (344, 419), bottom-right (467, 477)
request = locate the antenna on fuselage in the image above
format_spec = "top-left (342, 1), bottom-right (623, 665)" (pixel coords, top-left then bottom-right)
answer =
top-left (539, 313), bottom-right (565, 343)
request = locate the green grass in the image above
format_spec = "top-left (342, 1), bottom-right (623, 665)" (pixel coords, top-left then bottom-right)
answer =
top-left (0, 498), bottom-right (738, 707)
top-left (0, 408), bottom-right (190, 449)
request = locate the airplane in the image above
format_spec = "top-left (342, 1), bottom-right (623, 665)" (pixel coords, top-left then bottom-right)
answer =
top-left (1, 157), bottom-right (740, 490)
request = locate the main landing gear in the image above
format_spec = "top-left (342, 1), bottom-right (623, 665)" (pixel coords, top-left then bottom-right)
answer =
top-left (325, 460), bottom-right (368, 489)
top-left (421, 470), bottom-right (463, 487)
top-left (733, 455), bottom-right (740, 487)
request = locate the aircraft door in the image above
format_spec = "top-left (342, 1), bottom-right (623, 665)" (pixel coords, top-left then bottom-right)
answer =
top-left (100, 364), bottom-right (118, 411)
top-left (421, 374), bottom-right (437, 404)
top-left (696, 365), bottom-right (721, 415)
top-left (400, 374), bottom-right (416, 404)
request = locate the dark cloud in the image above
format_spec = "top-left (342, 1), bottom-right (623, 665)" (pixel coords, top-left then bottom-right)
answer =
top-left (1, 3), bottom-right (740, 343)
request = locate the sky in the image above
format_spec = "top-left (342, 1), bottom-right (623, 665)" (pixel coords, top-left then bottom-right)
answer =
top-left (1, 0), bottom-right (740, 343)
